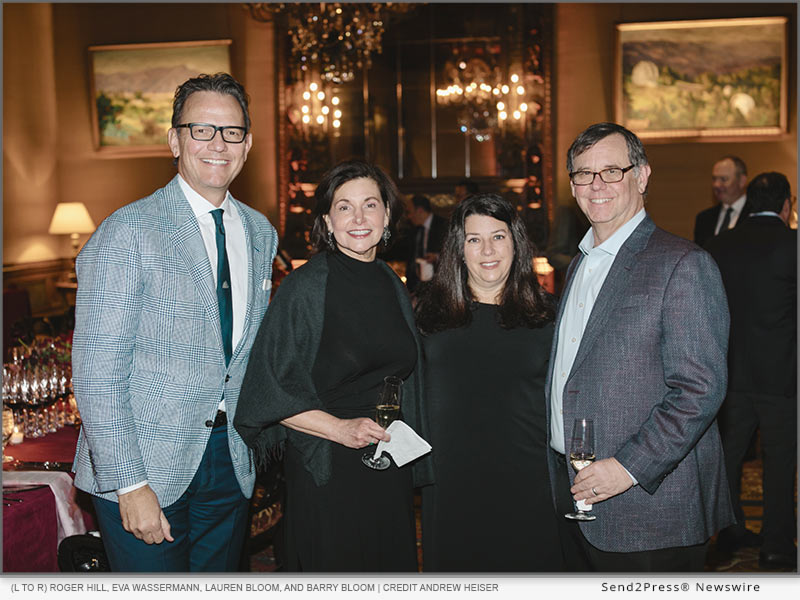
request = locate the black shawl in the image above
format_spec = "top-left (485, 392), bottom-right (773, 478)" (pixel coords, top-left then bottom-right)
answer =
top-left (234, 252), bottom-right (434, 488)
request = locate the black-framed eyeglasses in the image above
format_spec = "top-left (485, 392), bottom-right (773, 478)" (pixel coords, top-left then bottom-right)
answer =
top-left (569, 165), bottom-right (635, 186)
top-left (175, 123), bottom-right (248, 143)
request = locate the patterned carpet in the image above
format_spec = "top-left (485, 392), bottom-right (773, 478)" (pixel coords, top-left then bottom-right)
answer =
top-left (248, 456), bottom-right (797, 573)
top-left (705, 457), bottom-right (797, 573)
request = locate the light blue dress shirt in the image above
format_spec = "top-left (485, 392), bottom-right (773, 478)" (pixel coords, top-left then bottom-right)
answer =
top-left (550, 208), bottom-right (647, 456)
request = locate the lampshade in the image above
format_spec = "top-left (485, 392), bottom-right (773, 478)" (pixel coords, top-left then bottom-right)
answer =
top-left (48, 202), bottom-right (96, 235)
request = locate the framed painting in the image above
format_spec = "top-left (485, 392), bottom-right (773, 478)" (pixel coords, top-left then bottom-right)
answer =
top-left (88, 40), bottom-right (232, 157)
top-left (615, 17), bottom-right (788, 142)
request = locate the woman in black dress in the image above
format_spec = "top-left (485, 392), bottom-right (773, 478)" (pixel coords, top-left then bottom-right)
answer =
top-left (415, 193), bottom-right (563, 571)
top-left (234, 160), bottom-right (432, 571)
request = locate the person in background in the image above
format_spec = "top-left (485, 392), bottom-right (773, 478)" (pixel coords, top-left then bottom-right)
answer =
top-left (234, 159), bottom-right (433, 572)
top-left (454, 178), bottom-right (479, 204)
top-left (405, 194), bottom-right (448, 293)
top-left (548, 122), bottom-right (733, 571)
top-left (416, 193), bottom-right (562, 571)
top-left (72, 73), bottom-right (278, 571)
top-left (545, 203), bottom-right (590, 294)
top-left (706, 172), bottom-right (797, 569)
top-left (694, 156), bottom-right (751, 248)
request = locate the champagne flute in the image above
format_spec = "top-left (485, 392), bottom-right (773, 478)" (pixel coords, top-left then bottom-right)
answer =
top-left (564, 418), bottom-right (597, 521)
top-left (361, 376), bottom-right (402, 471)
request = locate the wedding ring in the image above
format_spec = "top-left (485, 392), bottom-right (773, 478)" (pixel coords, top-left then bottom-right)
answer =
top-left (591, 487), bottom-right (598, 496)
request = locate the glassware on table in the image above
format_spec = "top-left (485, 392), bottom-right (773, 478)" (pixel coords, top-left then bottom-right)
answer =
top-left (564, 418), bottom-right (597, 522)
top-left (3, 405), bottom-right (16, 463)
top-left (67, 394), bottom-right (81, 426)
top-left (361, 376), bottom-right (403, 471)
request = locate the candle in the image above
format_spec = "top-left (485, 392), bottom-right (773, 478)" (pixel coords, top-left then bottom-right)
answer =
top-left (10, 427), bottom-right (24, 445)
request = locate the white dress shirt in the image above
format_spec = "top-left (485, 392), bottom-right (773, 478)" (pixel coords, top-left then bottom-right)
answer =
top-left (179, 175), bottom-right (248, 360)
top-left (714, 193), bottom-right (747, 234)
top-left (421, 212), bottom-right (433, 254)
top-left (550, 208), bottom-right (647, 455)
top-left (117, 177), bottom-right (248, 496)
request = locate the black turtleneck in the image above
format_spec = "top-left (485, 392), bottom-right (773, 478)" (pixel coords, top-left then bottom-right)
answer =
top-left (311, 251), bottom-right (416, 418)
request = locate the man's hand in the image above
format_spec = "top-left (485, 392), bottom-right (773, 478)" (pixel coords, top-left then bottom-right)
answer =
top-left (571, 457), bottom-right (634, 505)
top-left (118, 485), bottom-right (174, 544)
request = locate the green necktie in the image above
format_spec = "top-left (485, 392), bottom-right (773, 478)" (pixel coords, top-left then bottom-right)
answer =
top-left (210, 209), bottom-right (233, 365)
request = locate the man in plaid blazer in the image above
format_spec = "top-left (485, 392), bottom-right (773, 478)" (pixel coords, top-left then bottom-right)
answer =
top-left (72, 73), bottom-right (277, 571)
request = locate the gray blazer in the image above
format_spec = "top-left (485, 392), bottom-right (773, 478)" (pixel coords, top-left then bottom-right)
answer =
top-left (546, 215), bottom-right (735, 553)
top-left (72, 176), bottom-right (278, 505)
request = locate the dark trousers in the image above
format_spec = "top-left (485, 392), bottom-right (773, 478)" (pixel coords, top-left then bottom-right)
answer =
top-left (552, 451), bottom-right (708, 572)
top-left (92, 425), bottom-right (249, 572)
top-left (718, 391), bottom-right (797, 554)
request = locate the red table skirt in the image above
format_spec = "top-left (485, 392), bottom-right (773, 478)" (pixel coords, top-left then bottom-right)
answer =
top-left (3, 426), bottom-right (97, 552)
top-left (3, 485), bottom-right (59, 572)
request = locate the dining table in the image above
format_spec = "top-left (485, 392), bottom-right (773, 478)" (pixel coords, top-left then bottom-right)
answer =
top-left (3, 425), bottom-right (94, 572)
top-left (4, 424), bottom-right (81, 465)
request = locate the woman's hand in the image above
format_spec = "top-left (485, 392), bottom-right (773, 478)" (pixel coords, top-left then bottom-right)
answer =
top-left (281, 410), bottom-right (391, 449)
top-left (335, 417), bottom-right (391, 449)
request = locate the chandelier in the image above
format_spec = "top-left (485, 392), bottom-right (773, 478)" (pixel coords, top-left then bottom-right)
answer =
top-left (297, 80), bottom-right (343, 132)
top-left (248, 3), bottom-right (411, 85)
top-left (435, 48), bottom-right (539, 142)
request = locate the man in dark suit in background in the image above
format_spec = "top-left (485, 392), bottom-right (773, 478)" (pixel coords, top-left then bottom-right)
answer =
top-left (454, 178), bottom-right (479, 204)
top-left (706, 172), bottom-right (797, 569)
top-left (547, 122), bottom-right (733, 571)
top-left (405, 194), bottom-right (448, 293)
top-left (694, 156), bottom-right (752, 247)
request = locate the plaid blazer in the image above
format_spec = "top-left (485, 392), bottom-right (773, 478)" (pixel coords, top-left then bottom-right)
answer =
top-left (72, 176), bottom-right (278, 505)
top-left (546, 216), bottom-right (735, 552)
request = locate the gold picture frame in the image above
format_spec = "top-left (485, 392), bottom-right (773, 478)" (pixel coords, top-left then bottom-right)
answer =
top-left (615, 17), bottom-right (788, 142)
top-left (88, 40), bottom-right (232, 157)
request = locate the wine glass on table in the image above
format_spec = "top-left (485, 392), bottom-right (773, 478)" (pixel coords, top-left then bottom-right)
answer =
top-left (361, 376), bottom-right (402, 471)
top-left (2, 405), bottom-right (15, 463)
top-left (564, 418), bottom-right (597, 521)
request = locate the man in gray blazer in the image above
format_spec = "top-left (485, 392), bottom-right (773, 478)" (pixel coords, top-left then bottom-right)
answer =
top-left (547, 122), bottom-right (734, 571)
top-left (72, 73), bottom-right (278, 571)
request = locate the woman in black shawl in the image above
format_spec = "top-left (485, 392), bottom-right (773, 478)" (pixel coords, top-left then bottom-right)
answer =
top-left (234, 160), bottom-right (431, 572)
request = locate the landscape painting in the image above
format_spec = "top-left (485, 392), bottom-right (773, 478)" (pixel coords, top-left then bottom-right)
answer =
top-left (615, 17), bottom-right (787, 141)
top-left (89, 40), bottom-right (231, 155)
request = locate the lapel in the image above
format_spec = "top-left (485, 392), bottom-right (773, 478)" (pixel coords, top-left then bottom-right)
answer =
top-left (164, 177), bottom-right (221, 342)
top-left (231, 197), bottom-right (264, 361)
top-left (566, 216), bottom-right (655, 380)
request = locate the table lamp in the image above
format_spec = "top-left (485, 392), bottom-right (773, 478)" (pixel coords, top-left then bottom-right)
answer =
top-left (48, 202), bottom-right (96, 280)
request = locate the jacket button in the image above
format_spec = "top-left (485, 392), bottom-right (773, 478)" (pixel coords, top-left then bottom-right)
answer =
top-left (225, 375), bottom-right (230, 383)
top-left (205, 419), bottom-right (214, 427)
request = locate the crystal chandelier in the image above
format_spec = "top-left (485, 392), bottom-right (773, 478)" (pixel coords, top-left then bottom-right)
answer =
top-left (248, 3), bottom-right (401, 85)
top-left (435, 48), bottom-right (539, 142)
top-left (298, 80), bottom-right (343, 131)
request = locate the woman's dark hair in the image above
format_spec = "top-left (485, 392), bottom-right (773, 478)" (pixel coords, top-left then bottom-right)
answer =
top-left (415, 193), bottom-right (554, 335)
top-left (309, 160), bottom-right (403, 254)
top-left (172, 72), bottom-right (251, 132)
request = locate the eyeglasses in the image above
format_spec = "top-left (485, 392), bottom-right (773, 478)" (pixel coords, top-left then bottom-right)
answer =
top-left (569, 165), bottom-right (635, 186)
top-left (175, 123), bottom-right (247, 143)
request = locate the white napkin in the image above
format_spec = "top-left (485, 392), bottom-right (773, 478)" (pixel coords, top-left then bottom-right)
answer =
top-left (576, 499), bottom-right (593, 511)
top-left (373, 420), bottom-right (432, 467)
top-left (3, 471), bottom-right (88, 546)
